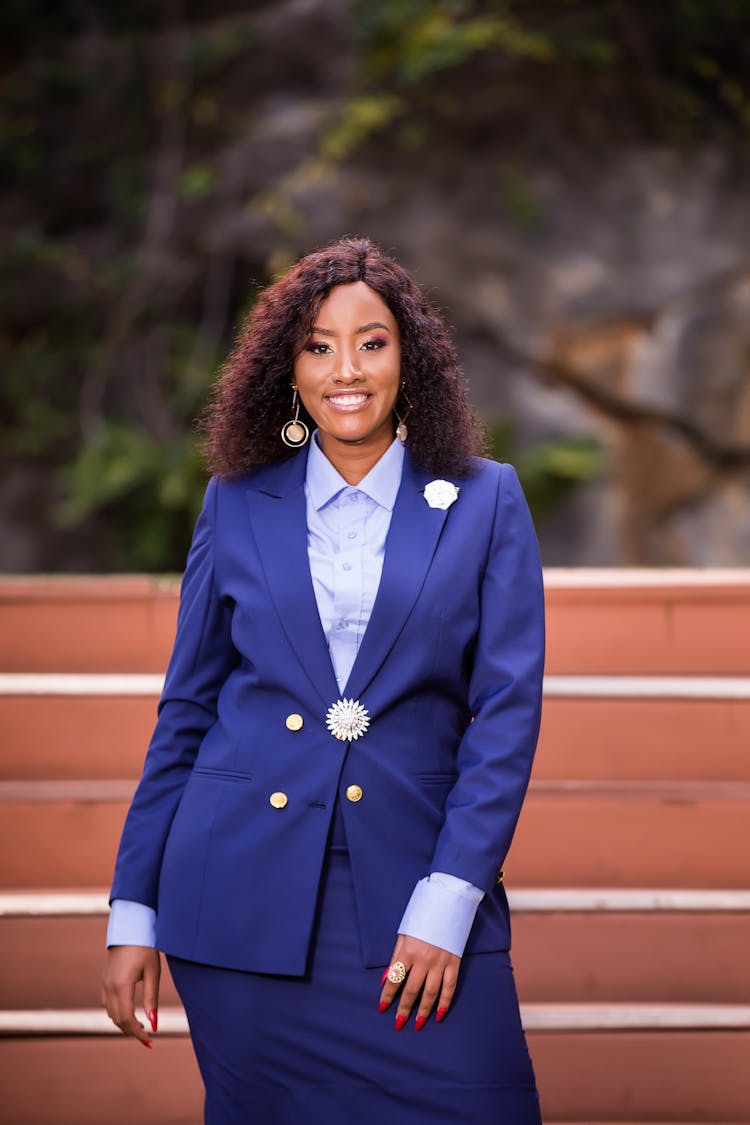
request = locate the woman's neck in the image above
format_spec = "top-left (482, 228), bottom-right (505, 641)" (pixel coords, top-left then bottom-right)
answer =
top-left (316, 431), bottom-right (395, 485)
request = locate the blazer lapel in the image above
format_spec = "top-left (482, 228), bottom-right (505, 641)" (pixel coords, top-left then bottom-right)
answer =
top-left (344, 453), bottom-right (453, 702)
top-left (245, 451), bottom-right (340, 707)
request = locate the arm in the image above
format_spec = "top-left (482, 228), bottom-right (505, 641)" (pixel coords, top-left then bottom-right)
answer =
top-left (109, 475), bottom-right (238, 907)
top-left (430, 462), bottom-right (545, 890)
top-left (103, 476), bottom-right (238, 1042)
top-left (379, 463), bottom-right (544, 1027)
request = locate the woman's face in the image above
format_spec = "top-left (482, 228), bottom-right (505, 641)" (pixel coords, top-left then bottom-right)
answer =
top-left (293, 281), bottom-right (401, 461)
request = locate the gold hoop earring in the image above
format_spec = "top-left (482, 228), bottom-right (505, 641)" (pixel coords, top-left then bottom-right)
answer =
top-left (394, 382), bottom-right (412, 445)
top-left (281, 386), bottom-right (310, 448)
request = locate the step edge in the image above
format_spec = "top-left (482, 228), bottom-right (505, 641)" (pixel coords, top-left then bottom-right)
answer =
top-left (4, 673), bottom-right (750, 699)
top-left (2, 1004), bottom-right (750, 1036)
top-left (4, 778), bottom-right (750, 803)
top-left (4, 888), bottom-right (750, 917)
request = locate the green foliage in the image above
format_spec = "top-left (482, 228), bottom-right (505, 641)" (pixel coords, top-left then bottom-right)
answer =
top-left (56, 422), bottom-right (206, 571)
top-left (358, 0), bottom-right (552, 86)
top-left (178, 163), bottom-right (217, 200)
top-left (487, 418), bottom-right (605, 521)
top-left (319, 95), bottom-right (405, 162)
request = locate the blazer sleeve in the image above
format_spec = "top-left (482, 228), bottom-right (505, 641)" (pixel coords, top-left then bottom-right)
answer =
top-left (110, 475), bottom-right (238, 908)
top-left (429, 462), bottom-right (545, 894)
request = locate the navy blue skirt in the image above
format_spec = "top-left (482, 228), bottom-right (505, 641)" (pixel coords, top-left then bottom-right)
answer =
top-left (168, 805), bottom-right (541, 1125)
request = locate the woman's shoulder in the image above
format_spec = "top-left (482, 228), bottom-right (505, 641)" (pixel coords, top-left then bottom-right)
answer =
top-left (209, 451), bottom-right (306, 496)
top-left (460, 456), bottom-right (520, 490)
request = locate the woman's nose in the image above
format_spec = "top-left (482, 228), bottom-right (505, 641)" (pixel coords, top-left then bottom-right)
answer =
top-left (333, 351), bottom-right (362, 381)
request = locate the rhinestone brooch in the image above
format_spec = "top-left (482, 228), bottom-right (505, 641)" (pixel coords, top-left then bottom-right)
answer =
top-left (326, 698), bottom-right (370, 741)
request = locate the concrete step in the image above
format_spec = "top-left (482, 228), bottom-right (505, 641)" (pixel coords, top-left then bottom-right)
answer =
top-left (0, 1010), bottom-right (748, 1124)
top-left (2, 571), bottom-right (749, 675)
top-left (3, 689), bottom-right (750, 781)
top-left (510, 780), bottom-right (750, 888)
top-left (1, 779), bottom-right (749, 888)
top-left (538, 695), bottom-right (750, 780)
top-left (2, 900), bottom-right (749, 1009)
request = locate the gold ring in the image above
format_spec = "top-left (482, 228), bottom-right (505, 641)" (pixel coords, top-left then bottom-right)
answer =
top-left (387, 960), bottom-right (407, 985)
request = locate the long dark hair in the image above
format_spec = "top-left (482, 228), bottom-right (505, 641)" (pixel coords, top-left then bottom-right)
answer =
top-left (201, 237), bottom-right (486, 477)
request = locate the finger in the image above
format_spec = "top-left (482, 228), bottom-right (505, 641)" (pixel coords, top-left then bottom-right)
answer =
top-left (378, 941), bottom-right (410, 1010)
top-left (113, 976), bottom-right (151, 1045)
top-left (394, 963), bottom-right (428, 1029)
top-left (143, 953), bottom-right (161, 1033)
top-left (435, 960), bottom-right (460, 1023)
top-left (414, 967), bottom-right (444, 1029)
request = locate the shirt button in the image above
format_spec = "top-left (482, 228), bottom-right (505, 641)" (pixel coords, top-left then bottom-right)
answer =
top-left (336, 619), bottom-right (348, 630)
top-left (346, 784), bottom-right (363, 803)
top-left (342, 562), bottom-right (352, 571)
top-left (350, 494), bottom-right (359, 503)
top-left (347, 530), bottom-right (357, 539)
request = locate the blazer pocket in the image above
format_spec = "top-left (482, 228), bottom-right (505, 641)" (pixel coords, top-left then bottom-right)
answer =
top-left (414, 772), bottom-right (457, 787)
top-left (192, 766), bottom-right (254, 783)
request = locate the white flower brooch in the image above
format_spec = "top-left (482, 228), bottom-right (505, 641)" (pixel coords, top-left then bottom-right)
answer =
top-left (326, 698), bottom-right (370, 741)
top-left (423, 479), bottom-right (460, 510)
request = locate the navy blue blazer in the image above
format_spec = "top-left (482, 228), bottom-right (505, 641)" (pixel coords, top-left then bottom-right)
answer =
top-left (110, 447), bottom-right (545, 975)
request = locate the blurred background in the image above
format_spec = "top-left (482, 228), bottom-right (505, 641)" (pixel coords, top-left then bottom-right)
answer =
top-left (2, 0), bottom-right (750, 572)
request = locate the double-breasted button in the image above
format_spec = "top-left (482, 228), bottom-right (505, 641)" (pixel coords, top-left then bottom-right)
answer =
top-left (269, 791), bottom-right (288, 809)
top-left (346, 784), bottom-right (363, 803)
top-left (285, 713), bottom-right (304, 731)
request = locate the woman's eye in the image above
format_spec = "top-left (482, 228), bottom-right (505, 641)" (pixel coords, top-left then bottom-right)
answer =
top-left (361, 338), bottom-right (386, 351)
top-left (307, 341), bottom-right (331, 355)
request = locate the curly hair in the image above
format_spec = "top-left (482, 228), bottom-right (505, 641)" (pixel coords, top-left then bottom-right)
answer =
top-left (200, 237), bottom-right (486, 478)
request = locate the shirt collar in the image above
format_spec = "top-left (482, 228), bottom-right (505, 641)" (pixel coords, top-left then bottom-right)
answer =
top-left (305, 431), bottom-right (404, 512)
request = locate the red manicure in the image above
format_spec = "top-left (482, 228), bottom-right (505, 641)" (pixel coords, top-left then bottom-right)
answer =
top-left (378, 1000), bottom-right (389, 1013)
top-left (379, 969), bottom-right (389, 986)
top-left (436, 1007), bottom-right (447, 1023)
top-left (415, 1015), bottom-right (426, 1032)
top-left (394, 1014), bottom-right (407, 1031)
top-left (140, 1039), bottom-right (152, 1049)
top-left (148, 1009), bottom-right (158, 1032)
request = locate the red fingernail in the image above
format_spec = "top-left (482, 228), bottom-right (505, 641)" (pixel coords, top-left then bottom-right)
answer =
top-left (394, 1014), bottom-right (407, 1031)
top-left (378, 1000), bottom-right (389, 1013)
top-left (380, 969), bottom-right (389, 986)
top-left (140, 1039), bottom-right (152, 1049)
top-left (436, 1007), bottom-right (447, 1023)
top-left (148, 1009), bottom-right (157, 1032)
top-left (415, 1015), bottom-right (426, 1032)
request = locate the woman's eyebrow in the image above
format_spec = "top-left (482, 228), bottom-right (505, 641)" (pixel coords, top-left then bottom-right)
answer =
top-left (310, 321), bottom-right (391, 336)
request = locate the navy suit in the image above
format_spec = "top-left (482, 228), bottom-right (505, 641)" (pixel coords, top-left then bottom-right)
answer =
top-left (110, 447), bottom-right (545, 976)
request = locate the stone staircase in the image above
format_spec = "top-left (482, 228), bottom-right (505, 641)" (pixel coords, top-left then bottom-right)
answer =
top-left (0, 571), bottom-right (749, 1124)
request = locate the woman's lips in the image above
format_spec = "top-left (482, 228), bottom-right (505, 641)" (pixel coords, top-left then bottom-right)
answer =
top-left (325, 392), bottom-right (372, 413)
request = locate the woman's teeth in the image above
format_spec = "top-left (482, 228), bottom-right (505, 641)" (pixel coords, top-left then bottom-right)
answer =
top-left (328, 393), bottom-right (369, 405)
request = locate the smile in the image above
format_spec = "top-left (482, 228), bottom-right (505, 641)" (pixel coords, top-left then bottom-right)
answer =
top-left (325, 392), bottom-right (372, 411)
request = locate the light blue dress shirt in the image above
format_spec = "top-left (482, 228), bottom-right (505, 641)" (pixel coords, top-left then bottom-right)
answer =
top-left (107, 434), bottom-right (484, 956)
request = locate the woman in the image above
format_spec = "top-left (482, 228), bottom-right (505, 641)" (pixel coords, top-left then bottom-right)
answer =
top-left (102, 237), bottom-right (546, 1123)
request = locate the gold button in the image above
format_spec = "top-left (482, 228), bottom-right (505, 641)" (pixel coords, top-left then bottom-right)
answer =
top-left (345, 784), bottom-right (363, 803)
top-left (496, 869), bottom-right (505, 885)
top-left (285, 713), bottom-right (304, 732)
top-left (269, 791), bottom-right (288, 809)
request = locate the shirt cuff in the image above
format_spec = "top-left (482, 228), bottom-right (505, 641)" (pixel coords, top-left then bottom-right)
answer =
top-left (106, 899), bottom-right (157, 949)
top-left (397, 872), bottom-right (485, 958)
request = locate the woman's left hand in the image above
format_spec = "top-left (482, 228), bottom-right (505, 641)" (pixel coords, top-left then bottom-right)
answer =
top-left (378, 934), bottom-right (460, 1030)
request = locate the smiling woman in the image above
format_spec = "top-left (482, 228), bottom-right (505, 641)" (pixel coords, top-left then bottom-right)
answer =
top-left (102, 237), bottom-right (545, 1125)
top-left (293, 281), bottom-right (402, 483)
top-left (199, 237), bottom-right (485, 479)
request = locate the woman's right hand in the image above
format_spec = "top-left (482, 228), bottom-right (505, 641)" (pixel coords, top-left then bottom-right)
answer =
top-left (101, 945), bottom-right (161, 1047)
